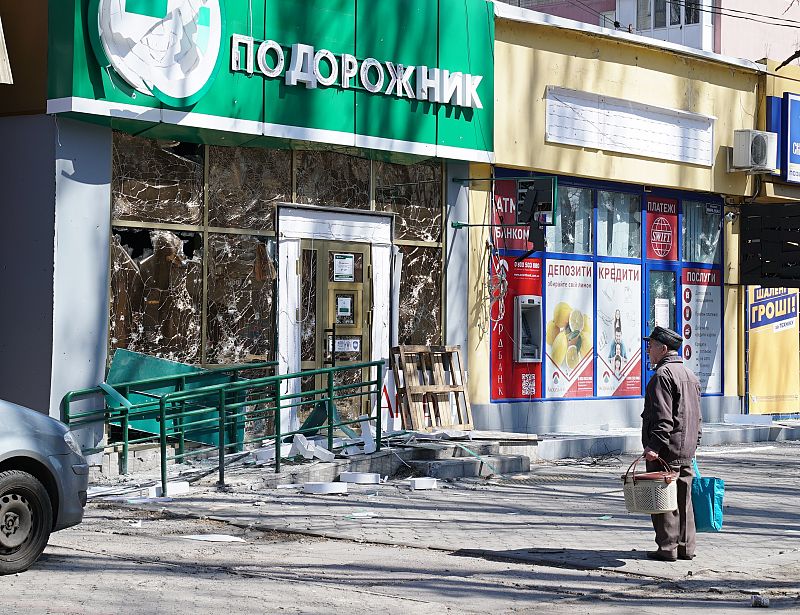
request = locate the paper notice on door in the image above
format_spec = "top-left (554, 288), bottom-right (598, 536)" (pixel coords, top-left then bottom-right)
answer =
top-left (337, 296), bottom-right (352, 317)
top-left (655, 298), bottom-right (670, 328)
top-left (335, 338), bottom-right (361, 353)
top-left (333, 253), bottom-right (355, 282)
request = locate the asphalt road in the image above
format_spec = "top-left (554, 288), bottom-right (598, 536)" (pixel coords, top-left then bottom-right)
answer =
top-left (4, 442), bottom-right (800, 614)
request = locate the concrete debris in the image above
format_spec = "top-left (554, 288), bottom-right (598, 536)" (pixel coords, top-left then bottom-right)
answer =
top-left (179, 534), bottom-right (246, 543)
top-left (313, 445), bottom-right (335, 462)
top-left (346, 511), bottom-right (376, 519)
top-left (303, 482), bottom-right (348, 495)
top-left (149, 481), bottom-right (191, 498)
top-left (339, 472), bottom-right (381, 484)
top-left (290, 434), bottom-right (315, 460)
top-left (409, 477), bottom-right (437, 490)
top-left (360, 416), bottom-right (377, 454)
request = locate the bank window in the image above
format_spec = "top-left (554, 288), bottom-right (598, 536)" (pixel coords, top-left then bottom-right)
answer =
top-left (682, 200), bottom-right (721, 264)
top-left (654, 0), bottom-right (666, 28)
top-left (546, 186), bottom-right (593, 255)
top-left (669, 0), bottom-right (681, 24)
top-left (598, 191), bottom-right (641, 258)
top-left (637, 0), bottom-right (651, 30)
top-left (685, 0), bottom-right (700, 24)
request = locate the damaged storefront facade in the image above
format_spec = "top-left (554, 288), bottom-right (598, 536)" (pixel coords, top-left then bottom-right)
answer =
top-left (0, 1), bottom-right (766, 435)
top-left (0, 0), bottom-right (493, 434)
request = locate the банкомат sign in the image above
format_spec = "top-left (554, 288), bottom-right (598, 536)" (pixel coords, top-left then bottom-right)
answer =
top-left (47, 0), bottom-right (494, 161)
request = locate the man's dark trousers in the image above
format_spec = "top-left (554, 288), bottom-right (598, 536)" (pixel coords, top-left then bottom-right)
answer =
top-left (647, 461), bottom-right (696, 556)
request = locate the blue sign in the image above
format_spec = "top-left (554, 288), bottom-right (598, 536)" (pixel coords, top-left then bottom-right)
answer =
top-left (784, 93), bottom-right (800, 183)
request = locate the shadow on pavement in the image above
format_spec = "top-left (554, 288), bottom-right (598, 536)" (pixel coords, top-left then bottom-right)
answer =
top-left (452, 547), bottom-right (631, 569)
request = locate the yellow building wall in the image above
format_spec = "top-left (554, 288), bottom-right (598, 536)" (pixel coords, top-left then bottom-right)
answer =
top-left (467, 164), bottom-right (493, 405)
top-left (494, 20), bottom-right (759, 196)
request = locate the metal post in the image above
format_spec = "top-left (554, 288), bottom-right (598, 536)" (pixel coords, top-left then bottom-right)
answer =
top-left (159, 398), bottom-right (168, 497)
top-left (218, 390), bottom-right (226, 487)
top-left (375, 361), bottom-right (383, 451)
top-left (177, 377), bottom-right (186, 459)
top-left (121, 386), bottom-right (130, 475)
top-left (327, 370), bottom-right (334, 453)
top-left (274, 397), bottom-right (281, 474)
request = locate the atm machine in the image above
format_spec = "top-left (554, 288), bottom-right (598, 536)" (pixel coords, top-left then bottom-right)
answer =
top-left (514, 295), bottom-right (542, 363)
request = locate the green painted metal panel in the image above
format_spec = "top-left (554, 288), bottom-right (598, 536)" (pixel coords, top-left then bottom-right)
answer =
top-left (355, 0), bottom-right (438, 147)
top-left (125, 0), bottom-right (168, 18)
top-left (190, 1), bottom-right (264, 126)
top-left (47, 0), bottom-right (493, 157)
top-left (437, 0), bottom-right (494, 156)
top-left (263, 0), bottom-right (355, 135)
top-left (106, 350), bottom-right (241, 447)
top-left (47, 0), bottom-right (78, 101)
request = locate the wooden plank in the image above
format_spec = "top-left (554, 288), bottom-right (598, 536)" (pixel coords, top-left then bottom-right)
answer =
top-left (391, 344), bottom-right (473, 432)
top-left (405, 384), bottom-right (465, 394)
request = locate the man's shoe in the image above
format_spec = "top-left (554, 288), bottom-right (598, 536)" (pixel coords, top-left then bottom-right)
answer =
top-left (678, 552), bottom-right (695, 560)
top-left (646, 550), bottom-right (677, 562)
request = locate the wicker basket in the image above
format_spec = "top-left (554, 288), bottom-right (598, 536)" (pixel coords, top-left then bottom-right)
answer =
top-left (622, 457), bottom-right (679, 514)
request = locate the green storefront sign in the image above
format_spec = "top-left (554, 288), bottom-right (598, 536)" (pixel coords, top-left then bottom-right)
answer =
top-left (48, 0), bottom-right (494, 161)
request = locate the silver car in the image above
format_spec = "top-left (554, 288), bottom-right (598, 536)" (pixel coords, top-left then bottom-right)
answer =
top-left (0, 399), bottom-right (88, 574)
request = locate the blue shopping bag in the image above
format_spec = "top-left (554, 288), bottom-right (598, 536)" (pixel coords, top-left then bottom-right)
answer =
top-left (691, 458), bottom-right (724, 532)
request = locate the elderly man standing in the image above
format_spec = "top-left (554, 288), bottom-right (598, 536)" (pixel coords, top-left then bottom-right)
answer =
top-left (641, 326), bottom-right (703, 562)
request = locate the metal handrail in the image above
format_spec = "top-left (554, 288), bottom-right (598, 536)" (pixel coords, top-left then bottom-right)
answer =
top-left (62, 360), bottom-right (384, 495)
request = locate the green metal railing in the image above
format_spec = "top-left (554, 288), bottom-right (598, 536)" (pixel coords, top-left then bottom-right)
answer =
top-left (62, 360), bottom-right (384, 496)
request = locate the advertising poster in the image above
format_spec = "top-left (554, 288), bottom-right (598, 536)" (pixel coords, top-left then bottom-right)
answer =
top-left (786, 93), bottom-right (800, 183)
top-left (492, 180), bottom-right (530, 251)
top-left (490, 256), bottom-right (543, 400)
top-left (682, 268), bottom-right (722, 394)
top-left (597, 263), bottom-right (642, 397)
top-left (544, 259), bottom-right (594, 398)
top-left (646, 197), bottom-right (679, 261)
top-left (747, 287), bottom-right (800, 414)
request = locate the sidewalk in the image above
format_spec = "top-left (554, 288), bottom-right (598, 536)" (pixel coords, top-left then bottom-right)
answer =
top-left (102, 441), bottom-right (800, 591)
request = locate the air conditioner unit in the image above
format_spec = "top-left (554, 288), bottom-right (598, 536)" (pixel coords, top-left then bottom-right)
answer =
top-left (732, 130), bottom-right (777, 172)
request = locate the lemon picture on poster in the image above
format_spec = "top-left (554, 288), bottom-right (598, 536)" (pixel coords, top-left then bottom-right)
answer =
top-left (546, 303), bottom-right (592, 374)
top-left (90, 0), bottom-right (226, 107)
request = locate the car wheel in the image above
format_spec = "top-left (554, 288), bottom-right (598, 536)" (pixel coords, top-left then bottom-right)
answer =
top-left (0, 470), bottom-right (53, 575)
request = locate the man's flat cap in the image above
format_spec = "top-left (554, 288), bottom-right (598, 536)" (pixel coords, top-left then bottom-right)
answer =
top-left (644, 326), bottom-right (683, 350)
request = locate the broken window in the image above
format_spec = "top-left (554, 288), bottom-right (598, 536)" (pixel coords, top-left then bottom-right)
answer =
top-left (110, 229), bottom-right (202, 363)
top-left (300, 249), bottom-right (318, 362)
top-left (375, 160), bottom-right (442, 242)
top-left (398, 246), bottom-right (443, 345)
top-left (296, 150), bottom-right (370, 209)
top-left (208, 146), bottom-right (291, 231)
top-left (112, 132), bottom-right (203, 225)
top-left (206, 234), bottom-right (276, 364)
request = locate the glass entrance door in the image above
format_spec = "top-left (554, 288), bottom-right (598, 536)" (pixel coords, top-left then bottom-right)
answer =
top-left (299, 239), bottom-right (372, 421)
top-left (645, 263), bottom-right (681, 381)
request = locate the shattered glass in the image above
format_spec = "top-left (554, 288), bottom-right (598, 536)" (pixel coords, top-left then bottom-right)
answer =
top-left (208, 146), bottom-right (291, 231)
top-left (296, 151), bottom-right (370, 209)
top-left (398, 246), bottom-right (442, 345)
top-left (683, 201), bottom-right (721, 264)
top-left (110, 229), bottom-right (202, 363)
top-left (376, 160), bottom-right (442, 242)
top-left (546, 186), bottom-right (593, 255)
top-left (300, 249), bottom-right (318, 362)
top-left (112, 132), bottom-right (203, 225)
top-left (206, 234), bottom-right (276, 364)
